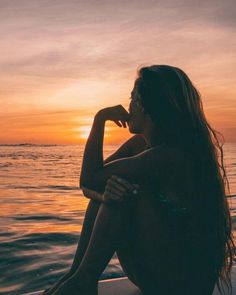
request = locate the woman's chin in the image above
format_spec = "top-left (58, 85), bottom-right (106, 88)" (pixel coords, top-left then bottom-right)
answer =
top-left (127, 122), bottom-right (133, 133)
top-left (128, 122), bottom-right (138, 134)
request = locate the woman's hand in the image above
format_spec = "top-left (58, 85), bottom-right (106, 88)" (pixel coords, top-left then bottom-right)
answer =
top-left (103, 175), bottom-right (140, 204)
top-left (97, 105), bottom-right (130, 128)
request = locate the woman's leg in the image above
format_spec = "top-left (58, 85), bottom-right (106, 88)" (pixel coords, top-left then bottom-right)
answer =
top-left (44, 199), bottom-right (101, 294)
top-left (116, 193), bottom-right (218, 295)
top-left (70, 200), bottom-right (102, 273)
top-left (52, 201), bottom-right (130, 295)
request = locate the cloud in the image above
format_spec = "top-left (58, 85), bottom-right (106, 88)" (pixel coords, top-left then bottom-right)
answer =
top-left (0, 0), bottom-right (235, 142)
top-left (1, 0), bottom-right (235, 81)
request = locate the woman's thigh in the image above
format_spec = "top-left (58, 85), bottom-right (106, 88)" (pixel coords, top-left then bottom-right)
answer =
top-left (116, 192), bottom-right (169, 289)
top-left (116, 192), bottom-right (217, 294)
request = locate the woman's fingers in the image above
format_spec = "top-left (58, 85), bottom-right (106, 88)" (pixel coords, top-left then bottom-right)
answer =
top-left (104, 175), bottom-right (140, 203)
top-left (121, 121), bottom-right (126, 128)
top-left (112, 106), bottom-right (129, 128)
top-left (107, 179), bottom-right (131, 195)
top-left (105, 188), bottom-right (124, 200)
top-left (114, 120), bottom-right (122, 127)
top-left (106, 178), bottom-right (128, 193)
top-left (105, 185), bottom-right (126, 196)
top-left (120, 120), bottom-right (127, 128)
top-left (111, 175), bottom-right (139, 193)
top-left (114, 120), bottom-right (127, 128)
top-left (103, 190), bottom-right (124, 203)
top-left (100, 105), bottom-right (129, 123)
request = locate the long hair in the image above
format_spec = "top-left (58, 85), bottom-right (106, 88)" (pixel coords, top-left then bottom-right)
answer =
top-left (135, 64), bottom-right (235, 294)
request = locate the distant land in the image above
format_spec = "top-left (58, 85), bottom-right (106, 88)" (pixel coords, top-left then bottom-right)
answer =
top-left (0, 143), bottom-right (59, 147)
top-left (0, 143), bottom-right (118, 146)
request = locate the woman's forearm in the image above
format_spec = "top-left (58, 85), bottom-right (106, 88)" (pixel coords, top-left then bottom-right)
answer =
top-left (81, 187), bottom-right (104, 202)
top-left (80, 111), bottom-right (106, 188)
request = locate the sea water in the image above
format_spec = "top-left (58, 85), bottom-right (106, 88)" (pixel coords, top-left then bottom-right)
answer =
top-left (0, 143), bottom-right (236, 295)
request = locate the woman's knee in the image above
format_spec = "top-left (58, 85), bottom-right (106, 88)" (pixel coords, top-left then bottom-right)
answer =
top-left (86, 199), bottom-right (101, 212)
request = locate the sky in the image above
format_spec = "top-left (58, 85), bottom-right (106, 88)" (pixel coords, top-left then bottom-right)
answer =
top-left (0, 0), bottom-right (236, 144)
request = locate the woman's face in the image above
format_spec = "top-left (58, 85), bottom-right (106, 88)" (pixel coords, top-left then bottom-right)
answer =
top-left (128, 85), bottom-right (146, 134)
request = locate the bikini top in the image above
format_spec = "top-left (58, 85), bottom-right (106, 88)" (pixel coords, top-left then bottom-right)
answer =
top-left (157, 193), bottom-right (190, 215)
top-left (144, 144), bottom-right (191, 216)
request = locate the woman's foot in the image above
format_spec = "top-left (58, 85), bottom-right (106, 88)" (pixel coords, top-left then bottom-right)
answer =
top-left (51, 276), bottom-right (98, 295)
top-left (43, 271), bottom-right (73, 295)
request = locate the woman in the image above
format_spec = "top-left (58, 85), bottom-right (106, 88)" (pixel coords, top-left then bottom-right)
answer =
top-left (44, 65), bottom-right (235, 295)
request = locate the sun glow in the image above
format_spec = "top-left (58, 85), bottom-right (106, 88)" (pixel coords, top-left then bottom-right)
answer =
top-left (74, 125), bottom-right (115, 140)
top-left (0, 1), bottom-right (236, 143)
top-left (77, 126), bottom-right (93, 139)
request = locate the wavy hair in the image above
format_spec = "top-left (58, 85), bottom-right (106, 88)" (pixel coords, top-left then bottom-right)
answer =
top-left (134, 64), bottom-right (235, 294)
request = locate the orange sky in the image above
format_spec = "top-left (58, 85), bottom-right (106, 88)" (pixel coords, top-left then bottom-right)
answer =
top-left (0, 0), bottom-right (236, 144)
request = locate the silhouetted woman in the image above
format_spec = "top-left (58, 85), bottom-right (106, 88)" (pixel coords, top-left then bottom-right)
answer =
top-left (44, 65), bottom-right (235, 295)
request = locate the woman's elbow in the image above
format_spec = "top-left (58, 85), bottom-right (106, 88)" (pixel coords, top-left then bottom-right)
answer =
top-left (80, 177), bottom-right (104, 192)
top-left (79, 176), bottom-right (93, 189)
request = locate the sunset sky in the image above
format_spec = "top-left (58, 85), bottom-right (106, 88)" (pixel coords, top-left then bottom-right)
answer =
top-left (0, 0), bottom-right (235, 144)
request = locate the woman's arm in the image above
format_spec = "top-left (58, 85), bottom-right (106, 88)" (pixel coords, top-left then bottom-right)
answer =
top-left (82, 176), bottom-right (140, 204)
top-left (79, 111), bottom-right (105, 188)
top-left (80, 105), bottom-right (130, 188)
top-left (81, 186), bottom-right (104, 202)
top-left (81, 134), bottom-right (146, 201)
top-left (79, 105), bottom-right (165, 192)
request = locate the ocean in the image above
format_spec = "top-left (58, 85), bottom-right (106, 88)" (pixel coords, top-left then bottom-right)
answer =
top-left (0, 143), bottom-right (236, 295)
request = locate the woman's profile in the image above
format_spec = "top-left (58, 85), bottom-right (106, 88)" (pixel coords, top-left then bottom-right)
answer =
top-left (43, 65), bottom-right (235, 295)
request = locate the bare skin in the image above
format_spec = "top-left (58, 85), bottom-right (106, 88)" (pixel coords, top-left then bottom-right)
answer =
top-left (43, 135), bottom-right (146, 295)
top-left (44, 84), bottom-right (217, 294)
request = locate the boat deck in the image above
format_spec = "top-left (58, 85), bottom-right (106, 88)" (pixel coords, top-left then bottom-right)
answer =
top-left (22, 263), bottom-right (236, 295)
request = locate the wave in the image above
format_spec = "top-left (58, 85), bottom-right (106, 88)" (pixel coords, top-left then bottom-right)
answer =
top-left (0, 232), bottom-right (124, 294)
top-left (13, 215), bottom-right (72, 222)
top-left (3, 184), bottom-right (80, 191)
